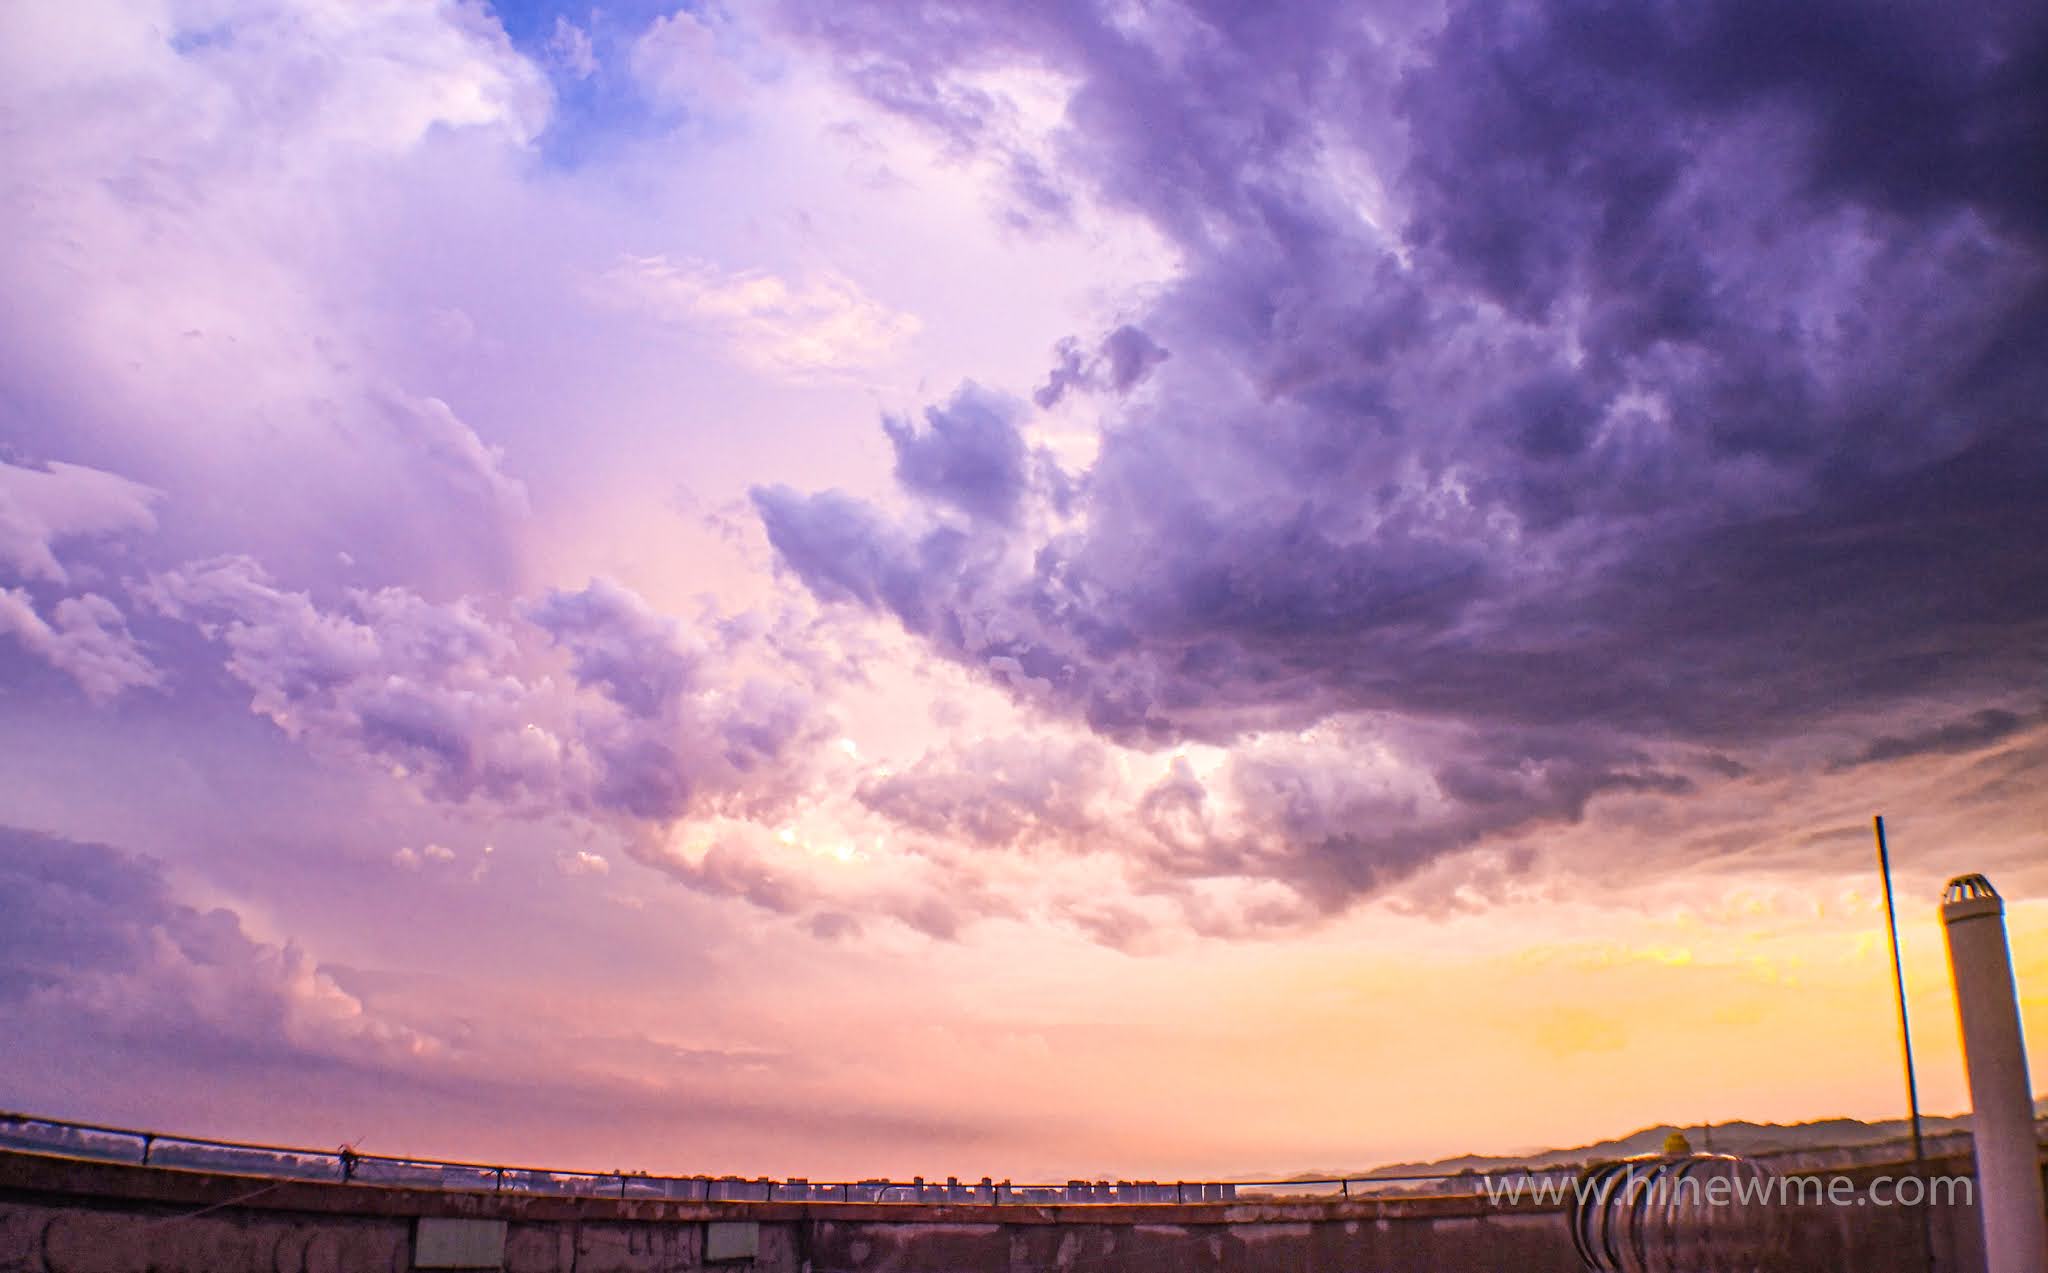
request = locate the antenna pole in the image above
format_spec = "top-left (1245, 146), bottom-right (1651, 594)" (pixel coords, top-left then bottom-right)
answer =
top-left (1875, 814), bottom-right (1936, 1272)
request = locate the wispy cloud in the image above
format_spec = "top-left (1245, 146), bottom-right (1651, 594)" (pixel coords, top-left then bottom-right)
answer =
top-left (0, 459), bottom-right (159, 586)
top-left (593, 254), bottom-right (920, 377)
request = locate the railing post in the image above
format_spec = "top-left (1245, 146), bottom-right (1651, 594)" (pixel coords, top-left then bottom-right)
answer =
top-left (618, 1173), bottom-right (627, 1199)
top-left (139, 1134), bottom-right (154, 1166)
top-left (1341, 1178), bottom-right (1349, 1199)
top-left (1175, 1182), bottom-right (1184, 1204)
top-left (495, 1167), bottom-right (505, 1192)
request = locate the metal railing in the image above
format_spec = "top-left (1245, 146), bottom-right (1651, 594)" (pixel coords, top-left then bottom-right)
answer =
top-left (0, 1110), bottom-right (1577, 1205)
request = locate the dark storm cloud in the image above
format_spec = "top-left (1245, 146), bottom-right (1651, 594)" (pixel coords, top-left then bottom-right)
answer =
top-left (881, 384), bottom-right (1032, 525)
top-left (1835, 707), bottom-right (2033, 771)
top-left (1204, 726), bottom-right (1692, 911)
top-left (1034, 325), bottom-right (1169, 408)
top-left (845, 719), bottom-right (1692, 922)
top-left (764, 0), bottom-right (2048, 905)
top-left (752, 486), bottom-right (936, 622)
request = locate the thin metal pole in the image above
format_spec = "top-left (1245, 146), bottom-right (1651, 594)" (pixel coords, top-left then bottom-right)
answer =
top-left (1875, 815), bottom-right (1936, 1273)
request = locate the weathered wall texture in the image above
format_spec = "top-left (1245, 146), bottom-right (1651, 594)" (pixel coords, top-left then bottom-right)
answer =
top-left (0, 1148), bottom-right (2024, 1272)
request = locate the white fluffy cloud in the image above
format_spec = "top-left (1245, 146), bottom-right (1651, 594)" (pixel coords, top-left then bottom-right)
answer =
top-left (630, 9), bottom-right (750, 108)
top-left (556, 849), bottom-right (610, 876)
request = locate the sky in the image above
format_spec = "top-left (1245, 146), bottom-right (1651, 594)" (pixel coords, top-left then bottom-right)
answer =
top-left (2, 0), bottom-right (2045, 1184)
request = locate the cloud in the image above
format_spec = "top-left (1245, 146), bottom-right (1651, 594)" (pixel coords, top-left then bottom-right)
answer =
top-left (0, 826), bottom-right (954, 1158)
top-left (526, 578), bottom-right (699, 719)
top-left (0, 457), bottom-right (162, 701)
top-left (392, 843), bottom-right (458, 870)
top-left (549, 16), bottom-right (598, 80)
top-left (145, 558), bottom-right (831, 870)
top-left (1835, 707), bottom-right (2033, 771)
top-left (527, 578), bottom-right (827, 824)
top-left (0, 826), bottom-right (436, 1065)
top-left (592, 254), bottom-right (920, 376)
top-left (7, 0), bottom-right (2042, 953)
top-left (850, 719), bottom-right (1693, 929)
top-left (1202, 724), bottom-right (1692, 915)
top-left (141, 555), bottom-right (566, 805)
top-left (0, 589), bottom-right (160, 703)
top-left (881, 384), bottom-right (1033, 526)
top-left (753, 0), bottom-right (2048, 916)
top-left (856, 735), bottom-right (1110, 848)
top-left (0, 0), bottom-right (553, 602)
top-left (0, 459), bottom-right (160, 585)
top-left (161, 0), bottom-right (551, 155)
top-left (380, 391), bottom-right (531, 521)
top-left (557, 849), bottom-right (611, 876)
top-left (1034, 325), bottom-right (1169, 408)
top-left (630, 9), bottom-right (749, 108)
top-left (778, 9), bottom-right (1086, 230)
top-left (751, 485), bottom-right (930, 617)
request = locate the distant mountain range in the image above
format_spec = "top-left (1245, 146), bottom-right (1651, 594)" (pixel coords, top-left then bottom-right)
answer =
top-left (1279, 1099), bottom-right (2048, 1183)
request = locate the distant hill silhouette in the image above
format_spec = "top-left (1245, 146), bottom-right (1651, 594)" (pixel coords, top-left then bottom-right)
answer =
top-left (1274, 1098), bottom-right (2048, 1183)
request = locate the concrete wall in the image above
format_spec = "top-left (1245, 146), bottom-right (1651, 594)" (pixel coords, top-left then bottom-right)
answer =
top-left (0, 1148), bottom-right (2019, 1273)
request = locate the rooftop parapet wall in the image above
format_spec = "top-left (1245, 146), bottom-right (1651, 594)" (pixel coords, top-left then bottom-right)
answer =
top-left (0, 1147), bottom-right (2027, 1273)
top-left (0, 1149), bottom-right (1579, 1273)
top-left (0, 1149), bottom-right (1550, 1227)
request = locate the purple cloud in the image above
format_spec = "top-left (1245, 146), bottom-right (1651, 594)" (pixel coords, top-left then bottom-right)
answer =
top-left (144, 558), bottom-right (829, 832)
top-left (852, 719), bottom-right (1692, 926)
top-left (527, 578), bottom-right (701, 720)
top-left (140, 556), bottom-right (557, 805)
top-left (0, 457), bottom-right (163, 701)
top-left (881, 384), bottom-right (1032, 526)
top-left (757, 0), bottom-right (2048, 910)
top-left (0, 459), bottom-right (160, 585)
top-left (1035, 325), bottom-right (1169, 408)
top-left (0, 590), bottom-right (160, 703)
top-left (0, 826), bottom-right (434, 1066)
top-left (7, 0), bottom-right (2044, 953)
top-left (856, 735), bottom-right (1110, 848)
top-left (1835, 707), bottom-right (2036, 771)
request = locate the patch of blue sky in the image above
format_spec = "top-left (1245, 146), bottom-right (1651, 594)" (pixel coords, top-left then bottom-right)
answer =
top-left (168, 21), bottom-right (234, 54)
top-left (486, 1), bottom-right (722, 166)
top-left (486, 0), bottom-right (685, 46)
